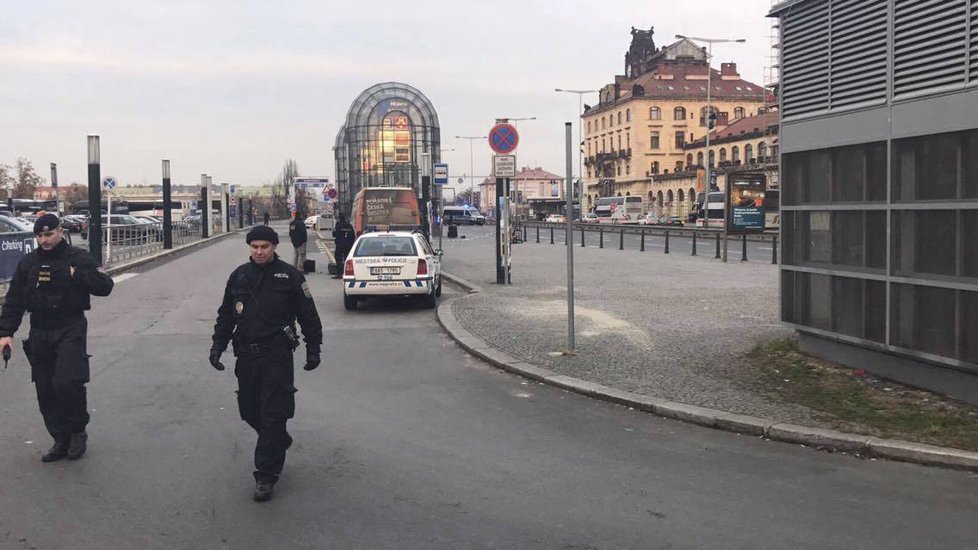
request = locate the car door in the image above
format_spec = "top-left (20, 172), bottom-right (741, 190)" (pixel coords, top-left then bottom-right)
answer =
top-left (416, 235), bottom-right (439, 281)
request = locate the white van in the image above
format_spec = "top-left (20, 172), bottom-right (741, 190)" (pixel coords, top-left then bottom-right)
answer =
top-left (442, 205), bottom-right (486, 226)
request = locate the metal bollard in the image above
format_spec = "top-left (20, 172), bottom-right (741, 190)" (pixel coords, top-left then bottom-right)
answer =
top-left (550, 226), bottom-right (554, 244)
top-left (581, 227), bottom-right (585, 247)
top-left (600, 228), bottom-right (604, 248)
top-left (715, 233), bottom-right (721, 259)
top-left (741, 234), bottom-right (748, 262)
top-left (772, 234), bottom-right (779, 265)
top-left (523, 225), bottom-right (527, 241)
top-left (640, 230), bottom-right (645, 252)
top-left (665, 230), bottom-right (670, 254)
top-left (536, 225), bottom-right (540, 243)
top-left (691, 232), bottom-right (697, 256)
top-left (619, 229), bottom-right (624, 250)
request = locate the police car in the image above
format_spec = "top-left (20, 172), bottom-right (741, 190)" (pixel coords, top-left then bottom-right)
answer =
top-left (342, 231), bottom-right (443, 310)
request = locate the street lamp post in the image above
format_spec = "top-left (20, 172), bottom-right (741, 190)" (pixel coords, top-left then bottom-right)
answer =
top-left (555, 88), bottom-right (599, 213)
top-left (676, 34), bottom-right (745, 242)
top-left (455, 136), bottom-right (485, 208)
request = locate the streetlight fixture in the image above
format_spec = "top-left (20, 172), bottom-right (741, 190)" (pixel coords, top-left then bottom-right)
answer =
top-left (455, 135), bottom-right (486, 207)
top-left (676, 35), bottom-right (745, 233)
top-left (555, 88), bottom-right (599, 211)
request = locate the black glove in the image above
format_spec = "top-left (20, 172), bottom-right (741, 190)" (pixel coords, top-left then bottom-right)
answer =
top-left (303, 352), bottom-right (321, 371)
top-left (209, 350), bottom-right (226, 371)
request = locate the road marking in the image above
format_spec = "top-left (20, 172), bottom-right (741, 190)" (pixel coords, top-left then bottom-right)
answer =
top-left (112, 273), bottom-right (138, 283)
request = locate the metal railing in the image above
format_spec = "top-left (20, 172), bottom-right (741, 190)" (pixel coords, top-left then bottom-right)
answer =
top-left (100, 221), bottom-right (202, 267)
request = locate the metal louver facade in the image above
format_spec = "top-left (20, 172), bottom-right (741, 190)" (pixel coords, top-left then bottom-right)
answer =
top-left (775, 0), bottom-right (978, 120)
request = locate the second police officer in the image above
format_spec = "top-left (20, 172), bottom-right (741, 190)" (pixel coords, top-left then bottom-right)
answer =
top-left (209, 225), bottom-right (323, 502)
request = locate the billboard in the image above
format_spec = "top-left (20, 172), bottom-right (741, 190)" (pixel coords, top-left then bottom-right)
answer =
top-left (726, 173), bottom-right (766, 233)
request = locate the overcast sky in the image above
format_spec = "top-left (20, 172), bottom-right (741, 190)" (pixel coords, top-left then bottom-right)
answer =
top-left (1, 0), bottom-right (777, 191)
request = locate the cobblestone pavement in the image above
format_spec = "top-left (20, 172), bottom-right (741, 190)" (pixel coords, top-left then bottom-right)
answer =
top-left (438, 225), bottom-right (829, 425)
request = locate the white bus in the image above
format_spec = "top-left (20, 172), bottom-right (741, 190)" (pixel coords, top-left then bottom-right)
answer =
top-left (695, 191), bottom-right (726, 228)
top-left (595, 196), bottom-right (643, 224)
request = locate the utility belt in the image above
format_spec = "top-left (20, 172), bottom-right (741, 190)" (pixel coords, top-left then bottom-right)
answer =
top-left (29, 311), bottom-right (85, 330)
top-left (232, 327), bottom-right (299, 357)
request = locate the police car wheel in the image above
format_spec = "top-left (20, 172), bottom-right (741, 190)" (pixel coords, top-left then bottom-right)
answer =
top-left (423, 287), bottom-right (437, 309)
top-left (343, 294), bottom-right (358, 310)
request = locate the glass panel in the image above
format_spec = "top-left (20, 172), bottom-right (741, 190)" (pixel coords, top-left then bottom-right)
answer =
top-left (893, 129), bottom-right (975, 202)
top-left (807, 273), bottom-right (832, 331)
top-left (865, 142), bottom-right (887, 201)
top-left (865, 280), bottom-right (886, 343)
top-left (807, 150), bottom-right (832, 203)
top-left (962, 290), bottom-right (978, 364)
top-left (832, 276), bottom-right (863, 338)
top-left (784, 211), bottom-right (884, 271)
top-left (892, 210), bottom-right (957, 278)
top-left (891, 284), bottom-right (956, 359)
top-left (964, 210), bottom-right (978, 278)
top-left (832, 146), bottom-right (866, 202)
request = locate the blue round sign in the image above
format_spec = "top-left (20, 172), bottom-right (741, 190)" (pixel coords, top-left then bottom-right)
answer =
top-left (489, 123), bottom-right (519, 155)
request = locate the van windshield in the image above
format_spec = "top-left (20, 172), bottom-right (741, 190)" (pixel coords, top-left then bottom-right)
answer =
top-left (354, 236), bottom-right (418, 257)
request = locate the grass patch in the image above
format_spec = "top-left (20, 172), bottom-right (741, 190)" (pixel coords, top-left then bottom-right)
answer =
top-left (748, 338), bottom-right (978, 452)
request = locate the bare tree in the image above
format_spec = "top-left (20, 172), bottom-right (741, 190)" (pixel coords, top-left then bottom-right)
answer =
top-left (0, 163), bottom-right (13, 200)
top-left (63, 183), bottom-right (89, 209)
top-left (13, 158), bottom-right (44, 199)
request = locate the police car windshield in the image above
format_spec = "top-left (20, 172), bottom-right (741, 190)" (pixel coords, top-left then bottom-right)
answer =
top-left (354, 236), bottom-right (417, 257)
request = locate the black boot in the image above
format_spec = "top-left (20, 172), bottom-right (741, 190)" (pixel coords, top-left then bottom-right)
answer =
top-left (253, 479), bottom-right (275, 502)
top-left (66, 431), bottom-right (88, 460)
top-left (41, 440), bottom-right (69, 463)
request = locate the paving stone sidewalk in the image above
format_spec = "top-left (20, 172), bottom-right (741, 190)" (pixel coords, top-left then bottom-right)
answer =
top-left (438, 226), bottom-right (832, 426)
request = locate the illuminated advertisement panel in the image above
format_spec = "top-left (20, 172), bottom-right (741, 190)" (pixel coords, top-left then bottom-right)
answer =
top-left (726, 173), bottom-right (766, 233)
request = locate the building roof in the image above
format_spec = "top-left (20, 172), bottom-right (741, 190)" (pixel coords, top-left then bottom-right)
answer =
top-left (686, 112), bottom-right (779, 148)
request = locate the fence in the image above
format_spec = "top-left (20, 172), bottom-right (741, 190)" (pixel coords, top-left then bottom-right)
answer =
top-left (101, 221), bottom-right (202, 267)
top-left (519, 221), bottom-right (779, 265)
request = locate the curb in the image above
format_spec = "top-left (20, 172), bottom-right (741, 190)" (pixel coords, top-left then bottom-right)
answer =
top-left (441, 271), bottom-right (482, 294)
top-left (436, 294), bottom-right (978, 473)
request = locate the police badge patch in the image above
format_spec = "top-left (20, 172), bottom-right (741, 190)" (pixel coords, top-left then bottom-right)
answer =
top-left (235, 301), bottom-right (244, 314)
top-left (301, 282), bottom-right (311, 299)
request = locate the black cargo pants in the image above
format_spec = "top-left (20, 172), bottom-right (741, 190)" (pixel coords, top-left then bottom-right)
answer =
top-left (25, 317), bottom-right (91, 442)
top-left (234, 346), bottom-right (296, 482)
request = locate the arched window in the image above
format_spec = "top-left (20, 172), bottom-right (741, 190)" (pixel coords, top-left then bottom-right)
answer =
top-left (587, 195), bottom-right (593, 207)
top-left (696, 152), bottom-right (704, 166)
top-left (667, 189), bottom-right (674, 205)
top-left (674, 106), bottom-right (686, 120)
top-left (651, 161), bottom-right (660, 174)
top-left (617, 192), bottom-right (622, 197)
top-left (678, 189), bottom-right (685, 203)
top-left (732, 146), bottom-right (740, 163)
top-left (734, 107), bottom-right (745, 119)
top-left (626, 164), bottom-right (630, 174)
top-left (656, 190), bottom-right (664, 209)
top-left (745, 144), bottom-right (753, 162)
top-left (676, 161), bottom-right (684, 172)
top-left (587, 121), bottom-right (591, 133)
top-left (758, 142), bottom-right (768, 160)
top-left (686, 153), bottom-right (693, 167)
top-left (617, 111), bottom-right (622, 125)
top-left (648, 191), bottom-right (654, 203)
top-left (650, 106), bottom-right (661, 120)
top-left (719, 148), bottom-right (727, 163)
top-left (626, 191), bottom-right (631, 196)
top-left (602, 117), bottom-right (607, 129)
top-left (617, 164), bottom-right (622, 176)
top-left (708, 150), bottom-right (716, 167)
top-left (689, 187), bottom-right (696, 205)
top-left (626, 109), bottom-right (631, 122)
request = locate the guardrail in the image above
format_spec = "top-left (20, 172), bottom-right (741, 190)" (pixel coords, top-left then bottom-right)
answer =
top-left (101, 222), bottom-right (201, 267)
top-left (518, 221), bottom-right (779, 264)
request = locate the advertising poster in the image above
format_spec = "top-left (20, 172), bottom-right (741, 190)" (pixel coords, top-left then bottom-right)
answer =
top-left (726, 173), bottom-right (766, 233)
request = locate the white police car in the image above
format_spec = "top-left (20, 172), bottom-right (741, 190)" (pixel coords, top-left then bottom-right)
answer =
top-left (342, 231), bottom-right (443, 310)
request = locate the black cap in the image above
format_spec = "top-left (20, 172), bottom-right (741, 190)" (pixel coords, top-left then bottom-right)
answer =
top-left (246, 225), bottom-right (279, 244)
top-left (33, 213), bottom-right (61, 234)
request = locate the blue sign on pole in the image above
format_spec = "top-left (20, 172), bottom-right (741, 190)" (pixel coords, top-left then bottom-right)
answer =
top-left (433, 163), bottom-right (449, 185)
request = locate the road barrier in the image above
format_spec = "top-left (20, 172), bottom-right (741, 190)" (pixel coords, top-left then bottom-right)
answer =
top-left (99, 221), bottom-right (202, 267)
top-left (521, 221), bottom-right (780, 265)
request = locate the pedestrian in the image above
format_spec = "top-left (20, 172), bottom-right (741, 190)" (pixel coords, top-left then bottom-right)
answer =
top-left (331, 213), bottom-right (355, 280)
top-left (209, 225), bottom-right (322, 502)
top-left (262, 212), bottom-right (270, 226)
top-left (288, 211), bottom-right (308, 271)
top-left (0, 214), bottom-right (114, 462)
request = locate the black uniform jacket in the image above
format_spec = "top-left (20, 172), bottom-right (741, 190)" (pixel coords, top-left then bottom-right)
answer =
top-left (332, 221), bottom-right (355, 251)
top-left (289, 219), bottom-right (308, 247)
top-left (212, 255), bottom-right (322, 356)
top-left (0, 240), bottom-right (114, 336)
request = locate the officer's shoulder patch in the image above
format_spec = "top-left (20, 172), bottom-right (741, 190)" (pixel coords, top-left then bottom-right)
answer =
top-left (301, 282), bottom-right (311, 299)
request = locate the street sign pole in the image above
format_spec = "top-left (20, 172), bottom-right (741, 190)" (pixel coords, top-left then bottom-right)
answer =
top-left (564, 122), bottom-right (575, 352)
top-left (496, 177), bottom-right (505, 284)
top-left (162, 160), bottom-right (172, 249)
top-left (87, 136), bottom-right (103, 266)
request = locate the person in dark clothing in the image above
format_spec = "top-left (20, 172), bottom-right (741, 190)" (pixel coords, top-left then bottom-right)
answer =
top-left (262, 212), bottom-right (270, 226)
top-left (288, 212), bottom-right (308, 270)
top-left (210, 225), bottom-right (323, 502)
top-left (0, 214), bottom-right (114, 463)
top-left (331, 213), bottom-right (355, 280)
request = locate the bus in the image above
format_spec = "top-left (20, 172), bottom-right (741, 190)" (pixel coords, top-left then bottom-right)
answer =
top-left (763, 188), bottom-right (780, 229)
top-left (594, 196), bottom-right (643, 224)
top-left (7, 199), bottom-right (59, 216)
top-left (695, 191), bottom-right (726, 228)
top-left (350, 187), bottom-right (422, 235)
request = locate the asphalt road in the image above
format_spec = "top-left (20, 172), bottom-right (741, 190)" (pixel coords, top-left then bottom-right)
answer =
top-left (0, 227), bottom-right (975, 549)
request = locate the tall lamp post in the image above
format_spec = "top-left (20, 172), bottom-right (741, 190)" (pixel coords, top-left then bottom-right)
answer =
top-left (555, 88), bottom-right (598, 213)
top-left (455, 136), bottom-right (485, 207)
top-left (675, 35), bottom-right (745, 233)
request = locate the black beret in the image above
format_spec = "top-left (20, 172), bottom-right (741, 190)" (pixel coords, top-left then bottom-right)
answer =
top-left (33, 213), bottom-right (61, 234)
top-left (246, 225), bottom-right (279, 244)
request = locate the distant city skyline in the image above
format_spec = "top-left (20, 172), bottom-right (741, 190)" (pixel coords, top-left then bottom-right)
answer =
top-left (1, 0), bottom-right (777, 193)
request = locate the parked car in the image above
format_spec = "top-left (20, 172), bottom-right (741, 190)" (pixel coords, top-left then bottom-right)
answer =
top-left (663, 216), bottom-right (685, 227)
top-left (60, 215), bottom-right (86, 233)
top-left (545, 214), bottom-right (566, 223)
top-left (443, 205), bottom-right (486, 225)
top-left (342, 231), bottom-right (443, 310)
top-left (0, 215), bottom-right (33, 233)
top-left (639, 212), bottom-right (658, 225)
top-left (582, 212), bottom-right (599, 224)
top-left (304, 215), bottom-right (320, 229)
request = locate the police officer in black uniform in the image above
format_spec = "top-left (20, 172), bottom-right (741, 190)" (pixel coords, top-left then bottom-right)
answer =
top-left (0, 214), bottom-right (114, 462)
top-left (210, 225), bottom-right (322, 502)
top-left (331, 213), bottom-right (355, 279)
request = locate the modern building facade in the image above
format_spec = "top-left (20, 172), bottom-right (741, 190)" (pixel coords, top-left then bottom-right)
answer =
top-left (771, 0), bottom-right (978, 402)
top-left (333, 82), bottom-right (441, 217)
top-left (582, 27), bottom-right (769, 210)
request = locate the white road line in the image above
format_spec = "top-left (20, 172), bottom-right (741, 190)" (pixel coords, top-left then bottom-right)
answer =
top-left (112, 273), bottom-right (138, 283)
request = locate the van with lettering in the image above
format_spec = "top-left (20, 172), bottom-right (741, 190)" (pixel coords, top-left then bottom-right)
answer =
top-left (350, 187), bottom-right (422, 236)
